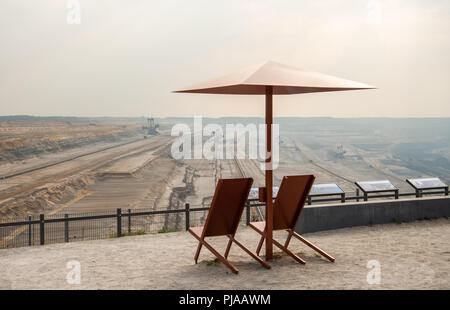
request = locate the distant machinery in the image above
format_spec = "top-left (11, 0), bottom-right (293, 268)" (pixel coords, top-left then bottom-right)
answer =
top-left (329, 144), bottom-right (346, 159)
top-left (336, 145), bottom-right (346, 156)
top-left (142, 117), bottom-right (159, 138)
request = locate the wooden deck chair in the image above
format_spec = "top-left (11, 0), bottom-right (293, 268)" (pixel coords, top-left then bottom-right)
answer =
top-left (249, 175), bottom-right (335, 264)
top-left (188, 178), bottom-right (271, 274)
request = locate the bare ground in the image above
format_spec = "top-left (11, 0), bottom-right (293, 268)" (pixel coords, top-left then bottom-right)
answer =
top-left (0, 219), bottom-right (448, 290)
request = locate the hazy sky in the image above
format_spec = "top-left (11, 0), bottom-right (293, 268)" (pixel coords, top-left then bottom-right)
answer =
top-left (0, 0), bottom-right (449, 118)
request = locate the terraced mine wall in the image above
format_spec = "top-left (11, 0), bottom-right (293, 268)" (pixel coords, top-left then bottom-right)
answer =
top-left (0, 129), bottom-right (140, 163)
top-left (296, 196), bottom-right (450, 234)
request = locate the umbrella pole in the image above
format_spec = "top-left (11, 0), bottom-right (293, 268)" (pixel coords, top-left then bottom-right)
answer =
top-left (265, 86), bottom-right (273, 261)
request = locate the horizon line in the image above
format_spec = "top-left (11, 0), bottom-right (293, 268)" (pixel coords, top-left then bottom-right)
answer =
top-left (0, 114), bottom-right (450, 120)
top-left (0, 115), bottom-right (449, 120)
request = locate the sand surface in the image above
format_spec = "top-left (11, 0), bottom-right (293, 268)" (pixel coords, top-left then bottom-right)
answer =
top-left (0, 219), bottom-right (449, 290)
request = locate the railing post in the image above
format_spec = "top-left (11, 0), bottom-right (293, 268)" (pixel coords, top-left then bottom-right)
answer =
top-left (185, 203), bottom-right (190, 231)
top-left (364, 192), bottom-right (368, 202)
top-left (246, 201), bottom-right (250, 225)
top-left (356, 189), bottom-right (359, 202)
top-left (64, 214), bottom-right (69, 243)
top-left (445, 187), bottom-right (448, 196)
top-left (128, 209), bottom-right (131, 233)
top-left (117, 208), bottom-right (122, 237)
top-left (39, 214), bottom-right (45, 245)
top-left (28, 215), bottom-right (32, 246)
top-left (394, 190), bottom-right (399, 200)
top-left (307, 196), bottom-right (311, 205)
top-left (341, 193), bottom-right (345, 203)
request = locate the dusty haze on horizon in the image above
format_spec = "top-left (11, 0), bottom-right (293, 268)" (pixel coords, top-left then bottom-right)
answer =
top-left (0, 0), bottom-right (449, 118)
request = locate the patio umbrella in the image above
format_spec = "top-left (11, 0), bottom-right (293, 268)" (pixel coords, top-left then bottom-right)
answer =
top-left (174, 60), bottom-right (375, 260)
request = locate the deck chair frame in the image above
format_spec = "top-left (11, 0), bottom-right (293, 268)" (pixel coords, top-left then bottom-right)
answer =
top-left (249, 175), bottom-right (335, 264)
top-left (188, 178), bottom-right (271, 274)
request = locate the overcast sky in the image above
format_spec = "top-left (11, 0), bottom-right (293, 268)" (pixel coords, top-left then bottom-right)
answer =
top-left (0, 0), bottom-right (449, 118)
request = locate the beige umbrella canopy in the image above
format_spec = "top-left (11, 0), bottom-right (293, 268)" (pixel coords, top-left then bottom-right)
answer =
top-left (174, 60), bottom-right (375, 260)
top-left (175, 60), bottom-right (374, 95)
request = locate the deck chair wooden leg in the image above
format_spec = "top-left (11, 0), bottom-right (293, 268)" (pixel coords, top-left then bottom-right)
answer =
top-left (285, 230), bottom-right (294, 248)
top-left (248, 224), bottom-right (266, 255)
top-left (272, 238), bottom-right (306, 265)
top-left (231, 238), bottom-right (271, 270)
top-left (201, 239), bottom-right (239, 274)
top-left (194, 242), bottom-right (203, 264)
top-left (224, 236), bottom-right (233, 259)
top-left (190, 232), bottom-right (239, 274)
top-left (256, 234), bottom-right (265, 256)
top-left (292, 232), bottom-right (335, 262)
top-left (249, 223), bottom-right (306, 264)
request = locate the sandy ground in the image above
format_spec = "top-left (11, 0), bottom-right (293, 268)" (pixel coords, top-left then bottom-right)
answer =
top-left (0, 219), bottom-right (449, 290)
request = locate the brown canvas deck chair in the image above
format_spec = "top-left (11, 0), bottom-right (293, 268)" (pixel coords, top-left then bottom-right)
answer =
top-left (249, 175), bottom-right (335, 264)
top-left (188, 178), bottom-right (271, 274)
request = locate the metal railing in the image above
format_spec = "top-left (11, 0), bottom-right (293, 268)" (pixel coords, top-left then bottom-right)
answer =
top-left (0, 205), bottom-right (209, 249)
top-left (305, 189), bottom-right (448, 204)
top-left (0, 188), bottom-right (448, 249)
